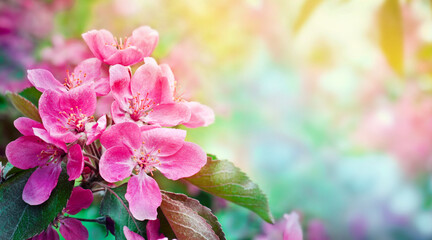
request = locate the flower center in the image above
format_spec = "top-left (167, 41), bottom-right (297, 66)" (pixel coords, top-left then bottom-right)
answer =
top-left (108, 36), bottom-right (130, 50)
top-left (63, 70), bottom-right (86, 90)
top-left (38, 144), bottom-right (62, 165)
top-left (132, 146), bottom-right (161, 175)
top-left (58, 106), bottom-right (94, 133)
top-left (128, 92), bottom-right (156, 121)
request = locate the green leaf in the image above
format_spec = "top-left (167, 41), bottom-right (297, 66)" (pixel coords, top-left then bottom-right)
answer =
top-left (0, 166), bottom-right (74, 240)
top-left (162, 191), bottom-right (225, 240)
top-left (377, 0), bottom-right (404, 75)
top-left (100, 184), bottom-right (146, 240)
top-left (19, 87), bottom-right (42, 107)
top-left (6, 92), bottom-right (42, 122)
top-left (160, 191), bottom-right (220, 240)
top-left (185, 155), bottom-right (274, 223)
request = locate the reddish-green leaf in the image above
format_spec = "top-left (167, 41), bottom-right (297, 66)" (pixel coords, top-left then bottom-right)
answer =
top-left (162, 191), bottom-right (225, 240)
top-left (160, 191), bottom-right (220, 240)
top-left (185, 155), bottom-right (274, 223)
top-left (6, 92), bottom-right (41, 122)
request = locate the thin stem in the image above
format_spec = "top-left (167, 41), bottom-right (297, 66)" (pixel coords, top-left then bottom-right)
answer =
top-left (84, 161), bottom-right (97, 172)
top-left (83, 152), bottom-right (99, 162)
top-left (95, 182), bottom-right (141, 233)
top-left (68, 216), bottom-right (100, 223)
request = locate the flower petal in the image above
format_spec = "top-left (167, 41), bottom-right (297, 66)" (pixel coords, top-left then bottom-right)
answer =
top-left (23, 163), bottom-right (62, 205)
top-left (127, 26), bottom-right (159, 57)
top-left (27, 69), bottom-right (64, 93)
top-left (67, 144), bottom-right (84, 181)
top-left (93, 77), bottom-right (110, 96)
top-left (59, 218), bottom-right (89, 240)
top-left (283, 212), bottom-right (303, 240)
top-left (33, 128), bottom-right (67, 152)
top-left (73, 58), bottom-right (102, 83)
top-left (6, 136), bottom-right (49, 169)
top-left (130, 58), bottom-right (162, 101)
top-left (105, 47), bottom-right (143, 66)
top-left (82, 29), bottom-right (116, 61)
top-left (99, 146), bottom-right (135, 183)
top-left (65, 187), bottom-right (93, 215)
top-left (85, 115), bottom-right (107, 145)
top-left (123, 226), bottom-right (145, 240)
top-left (147, 219), bottom-right (167, 240)
top-left (125, 172), bottom-right (161, 221)
top-left (29, 226), bottom-right (59, 240)
top-left (158, 142), bottom-right (207, 180)
top-left (182, 102), bottom-right (215, 128)
top-left (109, 64), bottom-right (132, 106)
top-left (140, 128), bottom-right (186, 157)
top-left (14, 117), bottom-right (43, 136)
top-left (100, 122), bottom-right (141, 150)
top-left (146, 103), bottom-right (191, 127)
top-left (110, 100), bottom-right (131, 124)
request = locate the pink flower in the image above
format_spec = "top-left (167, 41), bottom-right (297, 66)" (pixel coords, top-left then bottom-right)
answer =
top-left (99, 122), bottom-right (207, 220)
top-left (109, 58), bottom-right (190, 127)
top-left (38, 87), bottom-right (104, 144)
top-left (255, 211), bottom-right (303, 240)
top-left (28, 58), bottom-right (109, 96)
top-left (29, 187), bottom-right (93, 240)
top-left (123, 220), bottom-right (168, 240)
top-left (5, 118), bottom-right (84, 205)
top-left (82, 26), bottom-right (158, 66)
top-left (159, 64), bottom-right (214, 128)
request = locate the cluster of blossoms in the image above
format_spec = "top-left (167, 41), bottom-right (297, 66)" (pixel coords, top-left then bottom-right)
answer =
top-left (6, 26), bottom-right (214, 239)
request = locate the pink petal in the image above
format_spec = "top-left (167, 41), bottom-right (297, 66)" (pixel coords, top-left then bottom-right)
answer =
top-left (85, 115), bottom-right (107, 145)
top-left (65, 187), bottom-right (93, 215)
top-left (127, 26), bottom-right (159, 57)
top-left (146, 103), bottom-right (191, 127)
top-left (109, 64), bottom-right (132, 106)
top-left (283, 212), bottom-right (303, 240)
top-left (158, 142), bottom-right (207, 180)
top-left (100, 122), bottom-right (141, 150)
top-left (67, 144), bottom-right (84, 181)
top-left (130, 58), bottom-right (162, 101)
top-left (147, 219), bottom-right (166, 240)
top-left (105, 47), bottom-right (143, 66)
top-left (39, 88), bottom-right (96, 143)
top-left (125, 172), bottom-right (161, 221)
top-left (159, 64), bottom-right (176, 104)
top-left (82, 29), bottom-right (116, 61)
top-left (111, 100), bottom-right (131, 124)
top-left (93, 77), bottom-right (110, 96)
top-left (59, 218), bottom-right (89, 240)
top-left (73, 58), bottom-right (102, 83)
top-left (182, 102), bottom-right (215, 128)
top-left (99, 146), bottom-right (135, 183)
top-left (123, 226), bottom-right (145, 240)
top-left (23, 163), bottom-right (62, 205)
top-left (140, 128), bottom-right (186, 157)
top-left (27, 69), bottom-right (64, 93)
top-left (30, 226), bottom-right (60, 240)
top-left (33, 128), bottom-right (67, 152)
top-left (6, 136), bottom-right (50, 169)
top-left (14, 117), bottom-right (43, 136)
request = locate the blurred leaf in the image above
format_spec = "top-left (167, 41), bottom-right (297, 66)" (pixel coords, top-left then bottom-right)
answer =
top-left (4, 166), bottom-right (24, 180)
top-left (293, 0), bottom-right (324, 33)
top-left (159, 191), bottom-right (220, 240)
top-left (0, 166), bottom-right (74, 240)
top-left (185, 155), bottom-right (274, 223)
top-left (162, 191), bottom-right (225, 240)
top-left (55, 0), bottom-right (95, 38)
top-left (6, 92), bottom-right (42, 122)
top-left (19, 87), bottom-right (42, 107)
top-left (377, 0), bottom-right (404, 75)
top-left (100, 184), bottom-right (146, 240)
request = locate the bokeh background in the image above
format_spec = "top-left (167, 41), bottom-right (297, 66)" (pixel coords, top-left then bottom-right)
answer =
top-left (2, 0), bottom-right (432, 239)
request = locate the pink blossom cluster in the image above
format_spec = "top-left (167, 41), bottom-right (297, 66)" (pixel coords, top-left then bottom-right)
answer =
top-left (6, 26), bottom-right (214, 239)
